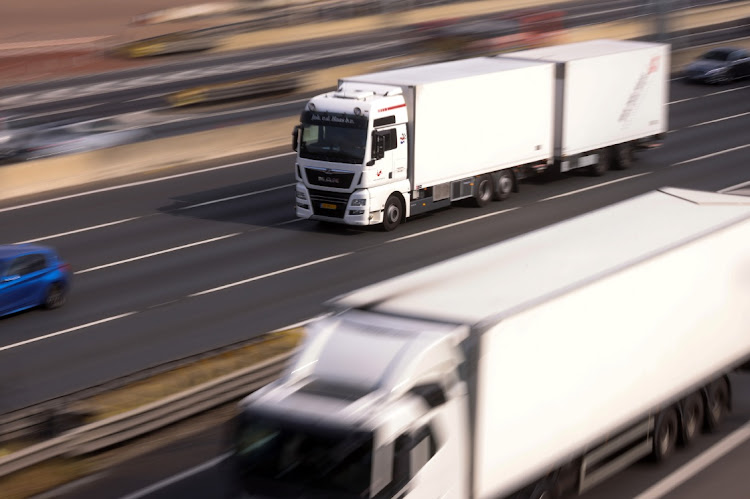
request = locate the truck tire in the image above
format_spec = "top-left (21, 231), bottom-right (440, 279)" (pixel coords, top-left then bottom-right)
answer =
top-left (679, 393), bottom-right (704, 446)
top-left (493, 170), bottom-right (514, 201)
top-left (473, 174), bottom-right (493, 207)
top-left (611, 143), bottom-right (634, 170)
top-left (704, 378), bottom-right (730, 433)
top-left (652, 408), bottom-right (678, 462)
top-left (382, 195), bottom-right (403, 231)
top-left (588, 148), bottom-right (609, 177)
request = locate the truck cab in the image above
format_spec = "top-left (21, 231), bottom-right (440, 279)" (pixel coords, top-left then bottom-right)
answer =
top-left (293, 83), bottom-right (410, 228)
top-left (233, 310), bottom-right (470, 498)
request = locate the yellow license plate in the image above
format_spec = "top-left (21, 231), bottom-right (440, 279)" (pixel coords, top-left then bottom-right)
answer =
top-left (321, 203), bottom-right (337, 210)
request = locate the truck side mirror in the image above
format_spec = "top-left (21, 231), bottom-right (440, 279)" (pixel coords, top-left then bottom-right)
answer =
top-left (372, 131), bottom-right (386, 161)
top-left (292, 125), bottom-right (301, 152)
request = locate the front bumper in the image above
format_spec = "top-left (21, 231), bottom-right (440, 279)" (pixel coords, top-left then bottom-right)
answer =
top-left (295, 183), bottom-right (373, 226)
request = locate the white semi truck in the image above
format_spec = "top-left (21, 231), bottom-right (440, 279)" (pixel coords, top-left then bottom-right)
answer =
top-left (293, 39), bottom-right (669, 230)
top-left (234, 187), bottom-right (750, 498)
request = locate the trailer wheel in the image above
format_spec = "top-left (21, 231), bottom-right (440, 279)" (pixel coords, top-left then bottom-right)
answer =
top-left (611, 143), bottom-right (634, 170)
top-left (679, 393), bottom-right (705, 446)
top-left (382, 195), bottom-right (403, 232)
top-left (704, 378), bottom-right (730, 433)
top-left (588, 148), bottom-right (609, 177)
top-left (473, 175), bottom-right (493, 207)
top-left (652, 408), bottom-right (678, 462)
top-left (493, 170), bottom-right (514, 201)
top-left (528, 478), bottom-right (559, 499)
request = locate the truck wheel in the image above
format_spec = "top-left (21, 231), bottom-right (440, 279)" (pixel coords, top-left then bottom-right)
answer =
top-left (611, 143), bottom-right (633, 170)
top-left (588, 148), bottom-right (609, 177)
top-left (679, 393), bottom-right (704, 446)
top-left (382, 195), bottom-right (403, 231)
top-left (704, 378), bottom-right (730, 433)
top-left (652, 408), bottom-right (678, 462)
top-left (528, 478), bottom-right (559, 499)
top-left (473, 175), bottom-right (492, 207)
top-left (493, 170), bottom-right (514, 201)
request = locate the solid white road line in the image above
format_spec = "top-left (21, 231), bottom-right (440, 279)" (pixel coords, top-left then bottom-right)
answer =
top-left (75, 233), bottom-right (240, 274)
top-left (634, 420), bottom-right (750, 499)
top-left (190, 253), bottom-right (353, 297)
top-left (0, 152), bottom-right (295, 214)
top-left (672, 144), bottom-right (750, 166)
top-left (120, 452), bottom-right (231, 499)
top-left (688, 112), bottom-right (750, 128)
top-left (179, 184), bottom-right (295, 210)
top-left (387, 208), bottom-right (519, 243)
top-left (0, 313), bottom-right (135, 353)
top-left (14, 217), bottom-right (142, 244)
top-left (668, 84), bottom-right (750, 105)
top-left (720, 180), bottom-right (750, 193)
top-left (539, 172), bottom-right (651, 202)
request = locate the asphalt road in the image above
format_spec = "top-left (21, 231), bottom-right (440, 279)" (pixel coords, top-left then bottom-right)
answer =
top-left (1, 74), bottom-right (749, 498)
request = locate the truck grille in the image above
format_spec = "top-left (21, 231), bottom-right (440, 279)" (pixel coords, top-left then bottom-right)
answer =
top-left (305, 167), bottom-right (354, 189)
top-left (309, 189), bottom-right (351, 219)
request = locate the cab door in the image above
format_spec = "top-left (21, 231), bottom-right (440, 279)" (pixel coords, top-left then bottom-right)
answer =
top-left (372, 127), bottom-right (399, 183)
top-left (0, 254), bottom-right (47, 313)
top-left (392, 123), bottom-right (408, 182)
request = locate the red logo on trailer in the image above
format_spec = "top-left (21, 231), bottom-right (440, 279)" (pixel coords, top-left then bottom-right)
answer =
top-left (648, 56), bottom-right (659, 74)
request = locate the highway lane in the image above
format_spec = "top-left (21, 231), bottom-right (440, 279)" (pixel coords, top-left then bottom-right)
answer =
top-left (0, 79), bottom-right (748, 415)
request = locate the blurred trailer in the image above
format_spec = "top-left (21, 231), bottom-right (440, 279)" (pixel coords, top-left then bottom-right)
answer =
top-left (234, 187), bottom-right (750, 498)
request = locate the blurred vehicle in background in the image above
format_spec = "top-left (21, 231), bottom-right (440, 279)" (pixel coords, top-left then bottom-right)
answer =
top-left (683, 47), bottom-right (750, 83)
top-left (410, 9), bottom-right (565, 60)
top-left (0, 244), bottom-right (71, 317)
top-left (19, 118), bottom-right (150, 161)
top-left (0, 115), bottom-right (35, 161)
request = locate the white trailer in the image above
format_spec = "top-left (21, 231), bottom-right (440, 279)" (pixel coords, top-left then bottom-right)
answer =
top-left (502, 38), bottom-right (669, 174)
top-left (292, 39), bottom-right (669, 230)
top-left (234, 188), bottom-right (750, 498)
top-left (293, 57), bottom-right (555, 230)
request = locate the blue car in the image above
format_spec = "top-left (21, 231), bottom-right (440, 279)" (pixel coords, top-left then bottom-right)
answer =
top-left (0, 244), bottom-right (71, 317)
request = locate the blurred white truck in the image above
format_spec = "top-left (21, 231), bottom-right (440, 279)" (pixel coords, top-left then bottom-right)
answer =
top-left (293, 39), bottom-right (669, 230)
top-left (234, 187), bottom-right (750, 498)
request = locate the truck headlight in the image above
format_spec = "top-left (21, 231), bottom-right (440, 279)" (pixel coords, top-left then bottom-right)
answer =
top-left (351, 198), bottom-right (367, 206)
top-left (296, 190), bottom-right (307, 200)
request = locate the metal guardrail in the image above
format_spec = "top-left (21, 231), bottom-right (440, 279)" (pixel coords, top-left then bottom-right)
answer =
top-left (0, 350), bottom-right (294, 479)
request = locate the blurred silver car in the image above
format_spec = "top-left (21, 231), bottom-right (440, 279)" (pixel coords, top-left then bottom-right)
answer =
top-left (0, 115), bottom-right (34, 160)
top-left (19, 118), bottom-right (150, 160)
top-left (683, 47), bottom-right (750, 84)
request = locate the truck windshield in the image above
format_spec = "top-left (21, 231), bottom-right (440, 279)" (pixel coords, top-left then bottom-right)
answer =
top-left (299, 111), bottom-right (368, 164)
top-left (234, 412), bottom-right (373, 498)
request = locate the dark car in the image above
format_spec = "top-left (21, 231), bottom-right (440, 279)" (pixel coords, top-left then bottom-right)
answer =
top-left (0, 244), bottom-right (71, 317)
top-left (683, 47), bottom-right (750, 84)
